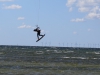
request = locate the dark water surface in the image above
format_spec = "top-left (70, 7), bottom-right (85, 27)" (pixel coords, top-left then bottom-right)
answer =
top-left (0, 46), bottom-right (100, 75)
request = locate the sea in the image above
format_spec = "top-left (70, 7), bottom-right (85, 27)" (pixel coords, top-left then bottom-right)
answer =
top-left (0, 45), bottom-right (100, 75)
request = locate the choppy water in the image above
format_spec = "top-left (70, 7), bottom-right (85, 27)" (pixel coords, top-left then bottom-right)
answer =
top-left (0, 46), bottom-right (100, 75)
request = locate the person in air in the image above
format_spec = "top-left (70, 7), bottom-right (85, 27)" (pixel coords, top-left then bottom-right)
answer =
top-left (34, 25), bottom-right (45, 40)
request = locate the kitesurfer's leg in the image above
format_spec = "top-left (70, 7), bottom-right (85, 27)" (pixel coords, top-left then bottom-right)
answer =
top-left (39, 34), bottom-right (44, 37)
top-left (37, 31), bottom-right (43, 38)
top-left (37, 33), bottom-right (39, 40)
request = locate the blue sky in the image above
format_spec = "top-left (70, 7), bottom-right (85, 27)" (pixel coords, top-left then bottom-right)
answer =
top-left (0, 0), bottom-right (100, 48)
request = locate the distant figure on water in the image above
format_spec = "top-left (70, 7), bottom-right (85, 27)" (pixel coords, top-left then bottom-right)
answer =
top-left (34, 25), bottom-right (45, 41)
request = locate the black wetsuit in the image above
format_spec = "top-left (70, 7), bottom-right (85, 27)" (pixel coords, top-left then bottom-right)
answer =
top-left (37, 30), bottom-right (40, 36)
top-left (34, 27), bottom-right (41, 36)
top-left (34, 27), bottom-right (44, 40)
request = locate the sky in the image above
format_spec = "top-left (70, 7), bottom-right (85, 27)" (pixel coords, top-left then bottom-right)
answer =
top-left (0, 0), bottom-right (100, 48)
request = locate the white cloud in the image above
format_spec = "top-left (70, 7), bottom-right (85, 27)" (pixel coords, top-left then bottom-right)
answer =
top-left (76, 0), bottom-right (98, 7)
top-left (41, 30), bottom-right (49, 34)
top-left (88, 28), bottom-right (91, 31)
top-left (18, 23), bottom-right (32, 29)
top-left (91, 6), bottom-right (100, 13)
top-left (78, 7), bottom-right (90, 12)
top-left (3, 4), bottom-right (22, 9)
top-left (69, 7), bottom-right (73, 12)
top-left (87, 12), bottom-right (100, 19)
top-left (0, 0), bottom-right (13, 2)
top-left (66, 0), bottom-right (100, 20)
top-left (66, 0), bottom-right (76, 7)
top-left (18, 17), bottom-right (25, 20)
top-left (71, 18), bottom-right (84, 22)
top-left (73, 31), bottom-right (77, 34)
top-left (41, 30), bottom-right (44, 33)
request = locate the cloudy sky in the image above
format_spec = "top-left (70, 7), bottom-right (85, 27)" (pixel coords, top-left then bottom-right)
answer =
top-left (0, 0), bottom-right (100, 47)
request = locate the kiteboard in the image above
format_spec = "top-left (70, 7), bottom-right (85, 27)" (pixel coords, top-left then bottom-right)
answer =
top-left (36, 34), bottom-right (45, 42)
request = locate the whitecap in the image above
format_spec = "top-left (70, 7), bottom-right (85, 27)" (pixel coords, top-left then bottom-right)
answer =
top-left (71, 57), bottom-right (88, 59)
top-left (36, 51), bottom-right (44, 54)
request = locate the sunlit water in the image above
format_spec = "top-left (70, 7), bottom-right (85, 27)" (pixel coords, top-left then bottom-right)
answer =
top-left (0, 46), bottom-right (100, 75)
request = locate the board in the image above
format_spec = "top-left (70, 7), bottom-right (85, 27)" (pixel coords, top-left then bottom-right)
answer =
top-left (36, 34), bottom-right (45, 42)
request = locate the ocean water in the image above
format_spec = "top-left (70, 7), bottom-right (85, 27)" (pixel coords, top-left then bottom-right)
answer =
top-left (0, 46), bottom-right (100, 75)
